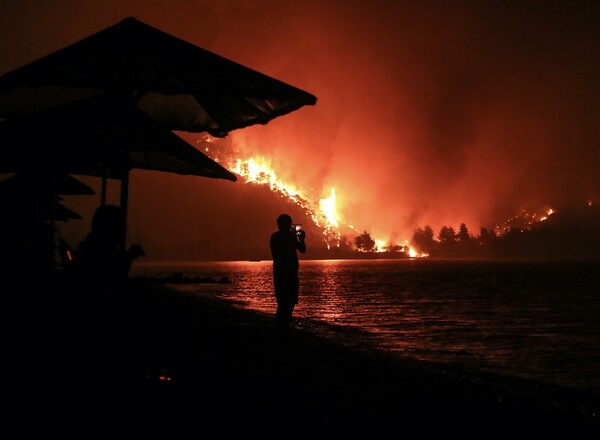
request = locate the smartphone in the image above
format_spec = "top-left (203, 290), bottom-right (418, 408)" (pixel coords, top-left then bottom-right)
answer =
top-left (295, 224), bottom-right (302, 235)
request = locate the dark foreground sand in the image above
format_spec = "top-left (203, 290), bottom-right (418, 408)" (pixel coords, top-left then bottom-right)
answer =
top-left (9, 279), bottom-right (599, 437)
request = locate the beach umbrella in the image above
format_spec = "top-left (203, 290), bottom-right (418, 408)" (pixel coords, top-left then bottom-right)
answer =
top-left (45, 200), bottom-right (83, 221)
top-left (0, 16), bottom-right (317, 137)
top-left (0, 17), bottom-right (315, 247)
top-left (0, 94), bottom-right (238, 244)
top-left (0, 172), bottom-right (95, 197)
top-left (0, 172), bottom-right (92, 224)
top-left (0, 173), bottom-right (86, 276)
top-left (0, 94), bottom-right (238, 184)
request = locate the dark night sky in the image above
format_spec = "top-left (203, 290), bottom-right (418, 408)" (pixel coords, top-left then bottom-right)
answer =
top-left (1, 0), bottom-right (598, 261)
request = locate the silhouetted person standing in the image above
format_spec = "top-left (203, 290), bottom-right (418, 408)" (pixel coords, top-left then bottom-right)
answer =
top-left (270, 213), bottom-right (306, 334)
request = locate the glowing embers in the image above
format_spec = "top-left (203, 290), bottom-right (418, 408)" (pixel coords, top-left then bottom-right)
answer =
top-left (538, 208), bottom-right (555, 222)
top-left (495, 207), bottom-right (556, 235)
top-left (146, 365), bottom-right (174, 383)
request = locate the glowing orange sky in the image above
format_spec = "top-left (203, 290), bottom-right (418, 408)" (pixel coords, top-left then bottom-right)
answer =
top-left (1, 1), bottom-right (598, 260)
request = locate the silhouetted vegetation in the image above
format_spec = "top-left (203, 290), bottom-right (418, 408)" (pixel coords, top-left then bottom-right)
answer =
top-left (410, 203), bottom-right (600, 259)
top-left (354, 230), bottom-right (376, 252)
top-left (310, 202), bottom-right (599, 260)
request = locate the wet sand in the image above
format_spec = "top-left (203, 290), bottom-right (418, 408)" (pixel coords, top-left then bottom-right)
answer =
top-left (10, 279), bottom-right (599, 437)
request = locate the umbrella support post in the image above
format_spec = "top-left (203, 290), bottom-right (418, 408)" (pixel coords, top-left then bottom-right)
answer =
top-left (120, 170), bottom-right (129, 250)
top-left (101, 167), bottom-right (107, 205)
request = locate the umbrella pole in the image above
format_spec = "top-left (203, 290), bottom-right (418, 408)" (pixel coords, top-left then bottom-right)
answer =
top-left (50, 172), bottom-right (57, 271)
top-left (101, 167), bottom-right (107, 205)
top-left (120, 170), bottom-right (129, 250)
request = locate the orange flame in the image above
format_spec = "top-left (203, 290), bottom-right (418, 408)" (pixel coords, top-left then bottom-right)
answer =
top-left (196, 135), bottom-right (421, 255)
top-left (230, 155), bottom-right (343, 247)
top-left (319, 188), bottom-right (339, 227)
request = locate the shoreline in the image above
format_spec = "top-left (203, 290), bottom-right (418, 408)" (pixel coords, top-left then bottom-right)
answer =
top-left (144, 283), bottom-right (599, 426)
top-left (11, 278), bottom-right (600, 436)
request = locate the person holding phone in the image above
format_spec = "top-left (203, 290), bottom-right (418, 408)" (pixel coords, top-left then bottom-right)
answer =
top-left (269, 213), bottom-right (306, 335)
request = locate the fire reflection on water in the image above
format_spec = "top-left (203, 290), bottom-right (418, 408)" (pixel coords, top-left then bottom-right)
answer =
top-left (133, 258), bottom-right (600, 395)
top-left (301, 260), bottom-right (345, 322)
top-left (205, 260), bottom-right (349, 324)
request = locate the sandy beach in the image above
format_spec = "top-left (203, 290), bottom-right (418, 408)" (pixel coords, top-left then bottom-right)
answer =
top-left (9, 277), bottom-right (599, 437)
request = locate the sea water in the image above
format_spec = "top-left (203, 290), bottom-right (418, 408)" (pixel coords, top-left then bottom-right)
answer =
top-left (132, 258), bottom-right (600, 399)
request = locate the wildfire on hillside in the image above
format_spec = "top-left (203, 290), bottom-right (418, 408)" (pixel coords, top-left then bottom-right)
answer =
top-left (494, 208), bottom-right (556, 236)
top-left (231, 156), bottom-right (343, 248)
top-left (194, 135), bottom-right (420, 255)
top-left (194, 135), bottom-right (582, 259)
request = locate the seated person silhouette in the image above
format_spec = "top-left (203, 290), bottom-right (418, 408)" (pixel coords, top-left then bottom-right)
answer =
top-left (71, 204), bottom-right (147, 389)
top-left (74, 204), bottom-right (144, 298)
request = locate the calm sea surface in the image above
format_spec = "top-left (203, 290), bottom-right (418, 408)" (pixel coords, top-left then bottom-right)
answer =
top-left (132, 258), bottom-right (600, 399)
